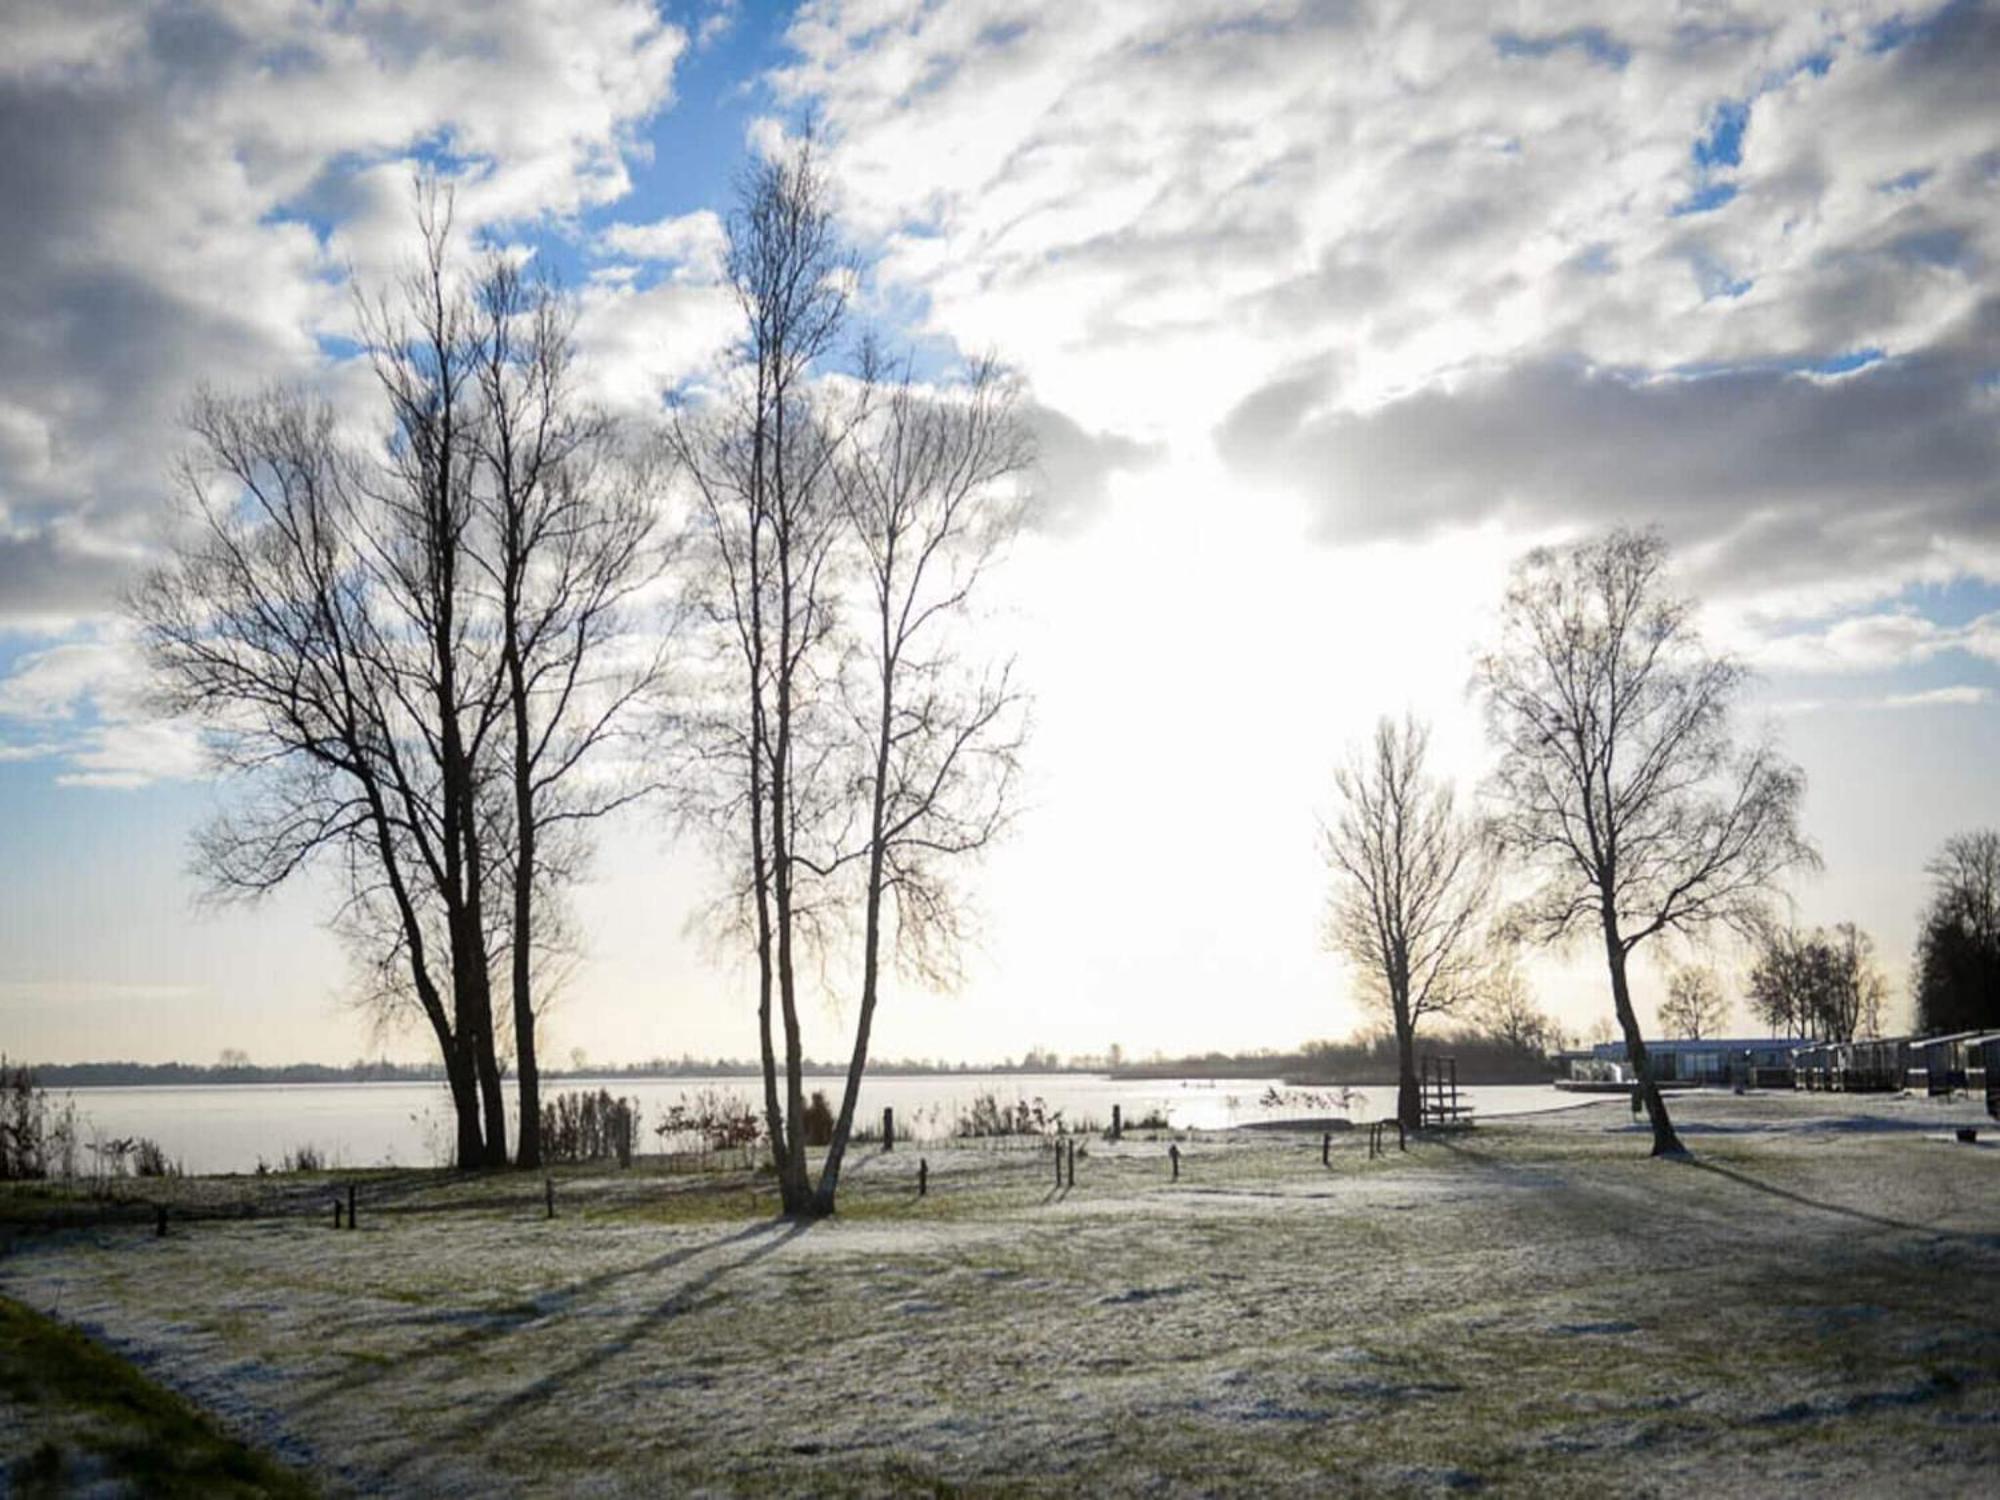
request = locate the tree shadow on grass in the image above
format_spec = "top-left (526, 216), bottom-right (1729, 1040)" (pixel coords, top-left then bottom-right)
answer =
top-left (1681, 1158), bottom-right (2000, 1248)
top-left (291, 1219), bottom-right (782, 1416)
top-left (410, 1218), bottom-right (814, 1462)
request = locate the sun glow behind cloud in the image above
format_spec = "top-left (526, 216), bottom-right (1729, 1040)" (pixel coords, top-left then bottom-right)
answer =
top-left (0, 0), bottom-right (1995, 1062)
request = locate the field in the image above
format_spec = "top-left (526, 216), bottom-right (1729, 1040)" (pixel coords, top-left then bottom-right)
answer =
top-left (3, 1091), bottom-right (1998, 1496)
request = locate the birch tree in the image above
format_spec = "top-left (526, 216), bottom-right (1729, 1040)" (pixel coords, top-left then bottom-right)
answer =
top-left (1477, 529), bottom-right (1817, 1156)
top-left (670, 133), bottom-right (852, 1214)
top-left (808, 353), bottom-right (1032, 1214)
top-left (1322, 715), bottom-right (1494, 1129)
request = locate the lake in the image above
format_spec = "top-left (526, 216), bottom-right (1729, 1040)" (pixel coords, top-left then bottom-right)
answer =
top-left (54, 1075), bottom-right (1592, 1175)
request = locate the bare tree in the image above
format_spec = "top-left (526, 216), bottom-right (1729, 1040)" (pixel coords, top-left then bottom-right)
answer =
top-left (136, 184), bottom-right (663, 1170)
top-left (1323, 715), bottom-right (1494, 1129)
top-left (1914, 829), bottom-right (2000, 1034)
top-left (1473, 961), bottom-right (1566, 1057)
top-left (1659, 964), bottom-right (1729, 1040)
top-left (808, 352), bottom-right (1032, 1214)
top-left (134, 385), bottom-right (501, 1166)
top-left (1478, 529), bottom-right (1817, 1156)
top-left (468, 256), bottom-right (665, 1168)
top-left (1749, 922), bottom-right (1886, 1042)
top-left (669, 130), bottom-right (854, 1214)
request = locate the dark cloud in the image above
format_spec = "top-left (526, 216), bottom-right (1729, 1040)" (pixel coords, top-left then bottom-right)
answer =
top-left (1022, 406), bottom-right (1161, 534)
top-left (1218, 297), bottom-right (2000, 595)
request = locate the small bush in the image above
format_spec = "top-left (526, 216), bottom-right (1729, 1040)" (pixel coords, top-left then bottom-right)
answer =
top-left (281, 1144), bottom-right (324, 1173)
top-left (953, 1092), bottom-right (1063, 1138)
top-left (542, 1089), bottom-right (641, 1165)
top-left (1, 1057), bottom-right (79, 1181)
top-left (132, 1138), bottom-right (178, 1177)
top-left (654, 1088), bottom-right (761, 1153)
top-left (802, 1090), bottom-right (835, 1148)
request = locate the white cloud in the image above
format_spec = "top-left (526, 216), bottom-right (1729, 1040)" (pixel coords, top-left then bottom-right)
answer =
top-left (1753, 608), bottom-right (2000, 674)
top-left (1884, 685), bottom-right (1992, 708)
top-left (599, 208), bottom-right (729, 281)
top-left (774, 0), bottom-right (1999, 599)
top-left (0, 0), bottom-right (688, 630)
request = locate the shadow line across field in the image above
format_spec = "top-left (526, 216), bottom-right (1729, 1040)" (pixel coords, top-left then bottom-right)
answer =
top-left (401, 1219), bottom-right (813, 1470)
top-left (291, 1219), bottom-right (785, 1418)
top-left (1683, 1159), bottom-right (2000, 1248)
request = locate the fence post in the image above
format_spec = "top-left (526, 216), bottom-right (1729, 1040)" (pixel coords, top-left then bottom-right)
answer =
top-left (1322, 1132), bottom-right (1331, 1167)
top-left (333, 1197), bottom-right (343, 1229)
top-left (1396, 1119), bottom-right (1407, 1152)
top-left (918, 1158), bottom-right (928, 1197)
top-left (1066, 1138), bottom-right (1076, 1188)
top-left (545, 1177), bottom-right (555, 1220)
top-left (346, 1181), bottom-right (356, 1230)
top-left (1169, 1143), bottom-right (1180, 1181)
top-left (1111, 1104), bottom-right (1122, 1140)
top-left (1055, 1137), bottom-right (1064, 1187)
top-left (883, 1107), bottom-right (895, 1153)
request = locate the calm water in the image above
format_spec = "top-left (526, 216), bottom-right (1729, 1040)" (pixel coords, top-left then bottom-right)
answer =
top-left (56, 1075), bottom-right (1590, 1175)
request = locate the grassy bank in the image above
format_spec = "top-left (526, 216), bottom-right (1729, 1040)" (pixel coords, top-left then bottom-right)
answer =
top-left (2, 1091), bottom-right (1996, 1495)
top-left (0, 1292), bottom-right (313, 1497)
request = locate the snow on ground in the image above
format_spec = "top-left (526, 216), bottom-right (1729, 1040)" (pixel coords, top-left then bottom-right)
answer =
top-left (4, 1090), bottom-right (1999, 1496)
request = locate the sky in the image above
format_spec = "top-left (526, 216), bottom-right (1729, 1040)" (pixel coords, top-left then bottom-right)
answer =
top-left (1, 0), bottom-right (1996, 1068)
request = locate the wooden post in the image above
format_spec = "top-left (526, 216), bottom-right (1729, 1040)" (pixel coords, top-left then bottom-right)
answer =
top-left (1066, 1138), bottom-right (1076, 1188)
top-left (1322, 1132), bottom-right (1331, 1167)
top-left (1169, 1143), bottom-right (1180, 1181)
top-left (1111, 1104), bottom-right (1122, 1140)
top-left (1396, 1119), bottom-right (1407, 1152)
top-left (346, 1182), bottom-right (356, 1230)
top-left (883, 1106), bottom-right (895, 1153)
top-left (545, 1177), bottom-right (555, 1220)
top-left (1055, 1138), bottom-right (1064, 1187)
top-left (918, 1158), bottom-right (928, 1197)
top-left (333, 1197), bottom-right (343, 1229)
top-left (155, 1204), bottom-right (168, 1238)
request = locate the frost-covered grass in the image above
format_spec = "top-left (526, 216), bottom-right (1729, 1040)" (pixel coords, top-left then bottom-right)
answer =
top-left (0, 1292), bottom-right (315, 1497)
top-left (3, 1091), bottom-right (1998, 1496)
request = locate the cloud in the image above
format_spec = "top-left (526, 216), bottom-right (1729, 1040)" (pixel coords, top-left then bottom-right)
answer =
top-left (1884, 685), bottom-right (1992, 708)
top-left (0, 625), bottom-right (203, 787)
top-left (776, 0), bottom-right (2000, 606)
top-left (0, 0), bottom-right (686, 631)
top-left (1752, 607), bottom-right (2000, 675)
top-left (599, 208), bottom-right (729, 280)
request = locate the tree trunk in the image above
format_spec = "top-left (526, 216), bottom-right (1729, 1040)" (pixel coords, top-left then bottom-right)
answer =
top-left (444, 1043), bottom-right (484, 1170)
top-left (812, 661), bottom-right (897, 1218)
top-left (1394, 1013), bottom-right (1422, 1132)
top-left (507, 632), bottom-right (542, 1170)
top-left (1602, 917), bottom-right (1685, 1157)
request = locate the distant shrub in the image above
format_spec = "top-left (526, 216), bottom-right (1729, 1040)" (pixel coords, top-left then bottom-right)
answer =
top-left (953, 1092), bottom-right (1063, 1138)
top-left (132, 1138), bottom-right (179, 1177)
top-left (1, 1057), bottom-right (79, 1181)
top-left (654, 1088), bottom-right (761, 1154)
top-left (542, 1089), bottom-right (640, 1165)
top-left (282, 1144), bottom-right (325, 1173)
top-left (802, 1091), bottom-right (835, 1148)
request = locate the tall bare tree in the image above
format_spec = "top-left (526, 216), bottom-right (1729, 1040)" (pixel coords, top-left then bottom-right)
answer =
top-left (137, 185), bottom-right (662, 1169)
top-left (1659, 964), bottom-right (1729, 1040)
top-left (808, 352), bottom-right (1032, 1214)
top-left (1478, 529), bottom-right (1817, 1156)
top-left (468, 257), bottom-right (664, 1168)
top-left (135, 380), bottom-right (504, 1166)
top-left (1323, 715), bottom-right (1494, 1129)
top-left (670, 131), bottom-right (853, 1214)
